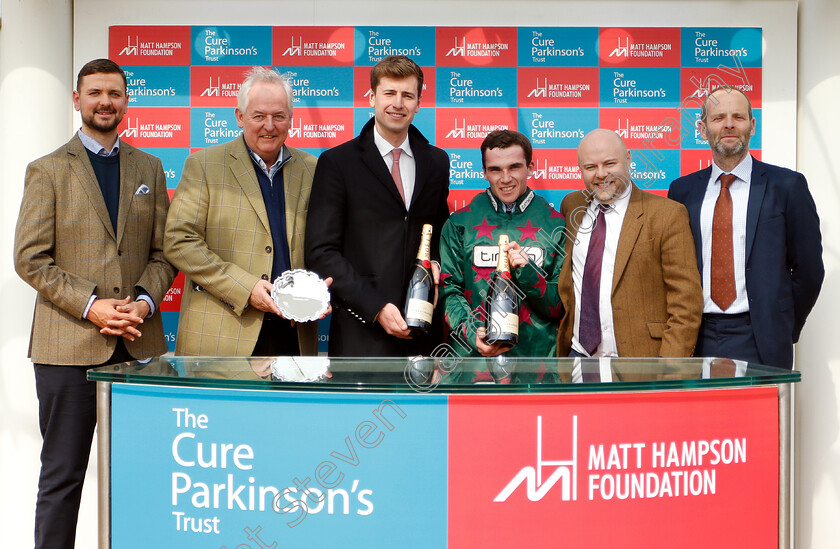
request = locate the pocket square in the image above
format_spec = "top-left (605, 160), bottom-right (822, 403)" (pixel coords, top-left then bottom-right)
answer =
top-left (135, 184), bottom-right (151, 195)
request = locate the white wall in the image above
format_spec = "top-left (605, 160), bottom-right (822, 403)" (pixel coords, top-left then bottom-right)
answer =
top-left (0, 1), bottom-right (77, 547)
top-left (795, 0), bottom-right (840, 547)
top-left (1, 1), bottom-right (836, 547)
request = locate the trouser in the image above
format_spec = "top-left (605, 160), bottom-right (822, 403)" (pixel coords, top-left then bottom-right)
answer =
top-left (695, 312), bottom-right (762, 364)
top-left (251, 313), bottom-right (300, 356)
top-left (33, 338), bottom-right (132, 549)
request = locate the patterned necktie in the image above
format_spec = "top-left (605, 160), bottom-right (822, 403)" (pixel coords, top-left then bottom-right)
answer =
top-left (391, 148), bottom-right (406, 204)
top-left (711, 174), bottom-right (737, 311)
top-left (579, 204), bottom-right (609, 355)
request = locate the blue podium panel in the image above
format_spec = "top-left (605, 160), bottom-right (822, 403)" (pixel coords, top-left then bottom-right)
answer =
top-left (111, 385), bottom-right (448, 548)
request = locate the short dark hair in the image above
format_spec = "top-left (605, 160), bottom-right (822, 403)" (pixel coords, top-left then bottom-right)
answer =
top-left (700, 85), bottom-right (753, 122)
top-left (370, 56), bottom-right (424, 97)
top-left (480, 130), bottom-right (533, 168)
top-left (76, 59), bottom-right (127, 93)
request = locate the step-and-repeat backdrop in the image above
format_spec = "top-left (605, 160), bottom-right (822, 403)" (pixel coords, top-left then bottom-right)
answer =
top-left (109, 26), bottom-right (763, 351)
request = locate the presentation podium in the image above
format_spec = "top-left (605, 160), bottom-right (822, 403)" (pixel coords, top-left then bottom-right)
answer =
top-left (89, 357), bottom-right (797, 549)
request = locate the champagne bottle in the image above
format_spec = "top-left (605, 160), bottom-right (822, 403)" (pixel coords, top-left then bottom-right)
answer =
top-left (403, 224), bottom-right (435, 334)
top-left (485, 234), bottom-right (519, 348)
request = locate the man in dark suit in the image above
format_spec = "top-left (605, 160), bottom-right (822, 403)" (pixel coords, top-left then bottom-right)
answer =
top-left (557, 129), bottom-right (702, 358)
top-left (14, 59), bottom-right (175, 548)
top-left (669, 86), bottom-right (824, 369)
top-left (305, 56), bottom-right (450, 356)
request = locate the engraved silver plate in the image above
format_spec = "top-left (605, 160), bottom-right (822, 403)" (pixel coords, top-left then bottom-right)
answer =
top-left (271, 269), bottom-right (330, 323)
top-left (269, 357), bottom-right (331, 382)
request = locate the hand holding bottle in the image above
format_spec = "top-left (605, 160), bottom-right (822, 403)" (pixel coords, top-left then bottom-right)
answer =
top-left (376, 303), bottom-right (412, 339)
top-left (503, 240), bottom-right (530, 269)
top-left (475, 326), bottom-right (509, 357)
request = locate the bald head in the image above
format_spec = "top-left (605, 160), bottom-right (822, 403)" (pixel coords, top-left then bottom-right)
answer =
top-left (577, 129), bottom-right (632, 204)
top-left (578, 129), bottom-right (627, 163)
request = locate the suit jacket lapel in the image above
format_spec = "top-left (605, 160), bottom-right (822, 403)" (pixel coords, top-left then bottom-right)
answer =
top-left (116, 144), bottom-right (136, 246)
top-left (229, 138), bottom-right (271, 234)
top-left (745, 157), bottom-right (767, 263)
top-left (612, 185), bottom-right (643, 294)
top-left (283, 150), bottom-right (303, 245)
top-left (67, 136), bottom-right (116, 240)
top-left (562, 191), bottom-right (591, 271)
top-left (408, 138), bottom-right (427, 211)
top-left (360, 132), bottom-right (407, 210)
top-left (684, 168), bottom-right (710, 272)
top-left (564, 192), bottom-right (587, 241)
top-left (559, 190), bottom-right (592, 327)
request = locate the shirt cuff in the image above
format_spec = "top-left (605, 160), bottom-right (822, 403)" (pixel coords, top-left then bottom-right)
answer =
top-left (136, 290), bottom-right (156, 318)
top-left (83, 294), bottom-right (97, 319)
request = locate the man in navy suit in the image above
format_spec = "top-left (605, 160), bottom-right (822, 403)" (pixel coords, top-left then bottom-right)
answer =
top-left (669, 86), bottom-right (824, 369)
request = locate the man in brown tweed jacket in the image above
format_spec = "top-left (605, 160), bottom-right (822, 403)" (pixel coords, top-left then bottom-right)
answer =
top-left (557, 129), bottom-right (702, 358)
top-left (14, 59), bottom-right (175, 548)
top-left (165, 67), bottom-right (322, 357)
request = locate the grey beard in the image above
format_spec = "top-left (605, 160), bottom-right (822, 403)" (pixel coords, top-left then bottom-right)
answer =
top-left (713, 139), bottom-right (746, 157)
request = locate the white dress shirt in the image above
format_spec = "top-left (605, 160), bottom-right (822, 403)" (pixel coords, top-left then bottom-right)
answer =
top-left (248, 145), bottom-right (288, 180)
top-left (700, 155), bottom-right (751, 314)
top-left (78, 128), bottom-right (121, 157)
top-left (570, 184), bottom-right (633, 357)
top-left (373, 125), bottom-right (415, 206)
top-left (571, 356), bottom-right (615, 383)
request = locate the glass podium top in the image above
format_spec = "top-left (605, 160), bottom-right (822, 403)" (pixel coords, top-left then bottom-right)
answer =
top-left (88, 356), bottom-right (799, 394)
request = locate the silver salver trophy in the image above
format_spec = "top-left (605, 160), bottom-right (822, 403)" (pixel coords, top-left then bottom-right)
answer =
top-left (268, 269), bottom-right (332, 381)
top-left (270, 269), bottom-right (330, 322)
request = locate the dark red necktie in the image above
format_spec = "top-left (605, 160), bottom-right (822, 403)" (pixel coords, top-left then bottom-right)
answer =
top-left (579, 204), bottom-right (609, 355)
top-left (711, 174), bottom-right (736, 311)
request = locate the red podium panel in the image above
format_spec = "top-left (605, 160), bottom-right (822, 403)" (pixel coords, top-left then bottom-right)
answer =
top-left (449, 387), bottom-right (778, 549)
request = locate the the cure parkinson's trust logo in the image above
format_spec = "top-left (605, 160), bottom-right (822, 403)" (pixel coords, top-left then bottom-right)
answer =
top-left (494, 416), bottom-right (578, 502)
top-left (287, 71), bottom-right (342, 103)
